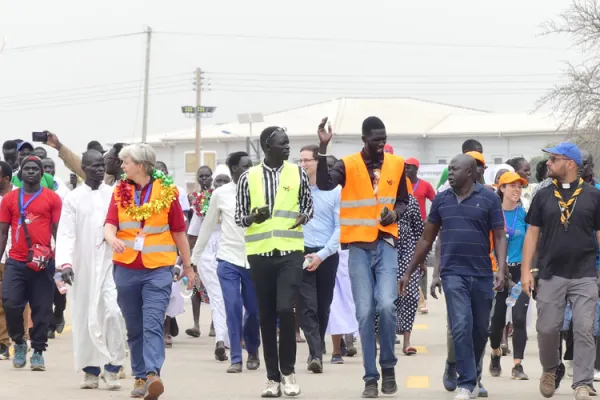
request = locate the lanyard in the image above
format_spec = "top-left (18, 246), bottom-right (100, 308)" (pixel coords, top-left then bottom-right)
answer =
top-left (503, 207), bottom-right (520, 240)
top-left (134, 185), bottom-right (152, 207)
top-left (413, 179), bottom-right (420, 193)
top-left (19, 188), bottom-right (42, 223)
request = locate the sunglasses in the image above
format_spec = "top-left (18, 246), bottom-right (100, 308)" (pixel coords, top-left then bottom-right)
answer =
top-left (266, 127), bottom-right (287, 143)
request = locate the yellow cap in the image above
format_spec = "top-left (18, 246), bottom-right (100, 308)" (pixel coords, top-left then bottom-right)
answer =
top-left (465, 151), bottom-right (486, 167)
top-left (497, 171), bottom-right (528, 187)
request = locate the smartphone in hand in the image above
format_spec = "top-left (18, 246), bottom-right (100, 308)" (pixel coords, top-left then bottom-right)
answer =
top-left (32, 131), bottom-right (48, 142)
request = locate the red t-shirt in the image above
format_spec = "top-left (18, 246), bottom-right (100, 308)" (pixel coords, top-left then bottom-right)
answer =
top-left (412, 179), bottom-right (436, 221)
top-left (0, 188), bottom-right (62, 262)
top-left (104, 183), bottom-right (186, 270)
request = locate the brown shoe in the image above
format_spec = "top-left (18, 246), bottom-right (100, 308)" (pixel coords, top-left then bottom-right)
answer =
top-left (539, 370), bottom-right (556, 398)
top-left (144, 375), bottom-right (164, 400)
top-left (130, 378), bottom-right (146, 398)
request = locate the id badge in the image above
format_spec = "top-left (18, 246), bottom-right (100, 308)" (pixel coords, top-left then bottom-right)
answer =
top-left (134, 234), bottom-right (145, 251)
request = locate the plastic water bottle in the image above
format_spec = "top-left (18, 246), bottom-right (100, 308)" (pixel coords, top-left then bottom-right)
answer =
top-left (505, 282), bottom-right (522, 307)
top-left (54, 272), bottom-right (68, 295)
top-left (303, 256), bottom-right (312, 269)
top-left (180, 277), bottom-right (193, 298)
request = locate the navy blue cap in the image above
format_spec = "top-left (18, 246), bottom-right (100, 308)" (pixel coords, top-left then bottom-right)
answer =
top-left (17, 141), bottom-right (34, 152)
top-left (543, 142), bottom-right (583, 166)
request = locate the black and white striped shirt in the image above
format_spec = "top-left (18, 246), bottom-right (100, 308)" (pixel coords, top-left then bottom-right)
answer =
top-left (235, 161), bottom-right (314, 257)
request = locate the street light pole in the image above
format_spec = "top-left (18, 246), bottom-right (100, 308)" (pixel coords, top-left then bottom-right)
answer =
top-left (195, 68), bottom-right (202, 169)
top-left (141, 26), bottom-right (152, 143)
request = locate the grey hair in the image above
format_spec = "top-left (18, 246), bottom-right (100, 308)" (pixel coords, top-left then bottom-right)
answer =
top-left (119, 143), bottom-right (156, 176)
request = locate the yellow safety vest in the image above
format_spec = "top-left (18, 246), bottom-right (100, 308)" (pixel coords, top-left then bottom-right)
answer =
top-left (245, 162), bottom-right (304, 255)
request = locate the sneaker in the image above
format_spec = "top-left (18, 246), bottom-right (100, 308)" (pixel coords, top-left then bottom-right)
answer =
top-left (0, 343), bottom-right (9, 360)
top-left (344, 334), bottom-right (357, 357)
top-left (594, 370), bottom-right (600, 382)
top-left (453, 388), bottom-right (472, 400)
top-left (489, 353), bottom-right (502, 377)
top-left (381, 368), bottom-right (397, 394)
top-left (214, 341), bottom-right (228, 362)
top-left (443, 361), bottom-right (458, 392)
top-left (102, 370), bottom-right (121, 390)
top-left (471, 384), bottom-right (480, 398)
top-left (575, 385), bottom-right (592, 400)
top-left (12, 343), bottom-right (27, 368)
top-left (30, 352), bottom-right (45, 371)
top-left (55, 316), bottom-right (66, 334)
top-left (477, 382), bottom-right (488, 397)
top-left (130, 378), bottom-right (146, 398)
top-left (511, 363), bottom-right (529, 380)
top-left (80, 372), bottom-right (100, 389)
top-left (307, 358), bottom-right (323, 374)
top-left (281, 373), bottom-right (300, 396)
top-left (144, 374), bottom-right (164, 400)
top-left (362, 379), bottom-right (378, 398)
top-left (568, 361), bottom-right (574, 377)
top-left (247, 353), bottom-right (260, 370)
top-left (261, 380), bottom-right (281, 398)
top-left (555, 362), bottom-right (566, 389)
top-left (227, 363), bottom-right (242, 373)
top-left (331, 354), bottom-right (344, 364)
top-left (540, 370), bottom-right (556, 398)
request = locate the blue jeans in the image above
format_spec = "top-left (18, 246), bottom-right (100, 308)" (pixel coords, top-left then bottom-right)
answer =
top-left (114, 266), bottom-right (172, 379)
top-left (442, 274), bottom-right (494, 392)
top-left (83, 364), bottom-right (122, 376)
top-left (348, 241), bottom-right (398, 382)
top-left (217, 259), bottom-right (260, 365)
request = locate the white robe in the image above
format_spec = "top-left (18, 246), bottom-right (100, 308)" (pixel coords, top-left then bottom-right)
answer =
top-left (55, 183), bottom-right (126, 371)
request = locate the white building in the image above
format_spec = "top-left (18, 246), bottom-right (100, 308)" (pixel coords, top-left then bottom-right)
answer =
top-left (145, 97), bottom-right (568, 192)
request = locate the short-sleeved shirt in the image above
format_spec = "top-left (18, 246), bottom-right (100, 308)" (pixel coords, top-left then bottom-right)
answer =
top-left (0, 188), bottom-right (62, 262)
top-left (526, 181), bottom-right (600, 280)
top-left (428, 183), bottom-right (504, 277)
top-left (104, 182), bottom-right (187, 270)
top-left (412, 178), bottom-right (436, 220)
top-left (503, 206), bottom-right (528, 263)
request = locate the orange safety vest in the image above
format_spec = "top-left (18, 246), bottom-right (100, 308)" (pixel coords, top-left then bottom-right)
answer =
top-left (113, 179), bottom-right (178, 268)
top-left (340, 152), bottom-right (405, 244)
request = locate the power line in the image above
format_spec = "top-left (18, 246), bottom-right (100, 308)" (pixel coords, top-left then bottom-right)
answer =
top-left (1, 32), bottom-right (143, 53)
top-left (205, 70), bottom-right (564, 79)
top-left (155, 30), bottom-right (564, 51)
top-left (205, 76), bottom-right (562, 85)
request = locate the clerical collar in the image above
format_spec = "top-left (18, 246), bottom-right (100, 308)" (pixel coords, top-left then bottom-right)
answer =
top-left (561, 179), bottom-right (580, 189)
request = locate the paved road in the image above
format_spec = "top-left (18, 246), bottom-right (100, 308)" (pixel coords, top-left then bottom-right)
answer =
top-left (0, 291), bottom-right (564, 399)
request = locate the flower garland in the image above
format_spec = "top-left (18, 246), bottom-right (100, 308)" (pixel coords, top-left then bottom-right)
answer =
top-left (116, 169), bottom-right (177, 221)
top-left (191, 189), bottom-right (213, 217)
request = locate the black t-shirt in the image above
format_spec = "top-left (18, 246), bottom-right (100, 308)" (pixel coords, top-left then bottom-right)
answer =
top-left (526, 180), bottom-right (600, 280)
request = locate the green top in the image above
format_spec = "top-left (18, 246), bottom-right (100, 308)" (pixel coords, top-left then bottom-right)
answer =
top-left (11, 173), bottom-right (56, 190)
top-left (436, 166), bottom-right (449, 190)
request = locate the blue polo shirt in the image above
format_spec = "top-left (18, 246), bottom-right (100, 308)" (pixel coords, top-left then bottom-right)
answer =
top-left (429, 183), bottom-right (504, 277)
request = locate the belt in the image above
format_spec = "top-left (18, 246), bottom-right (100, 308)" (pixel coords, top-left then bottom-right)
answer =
top-left (305, 246), bottom-right (323, 253)
top-left (508, 262), bottom-right (522, 268)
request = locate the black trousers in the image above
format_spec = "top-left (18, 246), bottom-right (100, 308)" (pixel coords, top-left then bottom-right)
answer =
top-left (298, 248), bottom-right (339, 359)
top-left (1, 258), bottom-right (54, 352)
top-left (489, 265), bottom-right (529, 360)
top-left (249, 251), bottom-right (303, 382)
top-left (49, 287), bottom-right (67, 332)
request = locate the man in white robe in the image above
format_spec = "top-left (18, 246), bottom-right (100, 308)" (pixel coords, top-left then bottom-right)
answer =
top-left (55, 150), bottom-right (126, 390)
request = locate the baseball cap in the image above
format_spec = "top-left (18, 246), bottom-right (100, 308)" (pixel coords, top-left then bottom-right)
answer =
top-left (383, 144), bottom-right (394, 154)
top-left (465, 151), bottom-right (486, 168)
top-left (17, 141), bottom-right (34, 152)
top-left (542, 142), bottom-right (582, 166)
top-left (405, 157), bottom-right (420, 168)
top-left (497, 171), bottom-right (527, 187)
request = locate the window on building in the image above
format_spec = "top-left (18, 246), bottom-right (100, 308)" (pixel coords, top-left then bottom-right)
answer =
top-left (184, 151), bottom-right (217, 174)
top-left (493, 157), bottom-right (503, 165)
top-left (438, 158), bottom-right (447, 164)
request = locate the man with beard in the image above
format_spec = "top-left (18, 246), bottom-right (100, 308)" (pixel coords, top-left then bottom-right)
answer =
top-left (400, 154), bottom-right (507, 400)
top-left (0, 156), bottom-right (62, 371)
top-left (55, 150), bottom-right (126, 390)
top-left (236, 126), bottom-right (313, 397)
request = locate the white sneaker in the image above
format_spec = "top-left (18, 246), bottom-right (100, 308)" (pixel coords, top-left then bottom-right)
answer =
top-left (453, 388), bottom-right (472, 400)
top-left (594, 370), bottom-right (600, 382)
top-left (261, 380), bottom-right (281, 398)
top-left (568, 361), bottom-right (574, 377)
top-left (102, 370), bottom-right (121, 391)
top-left (470, 384), bottom-right (479, 398)
top-left (281, 373), bottom-right (301, 396)
top-left (80, 373), bottom-right (99, 389)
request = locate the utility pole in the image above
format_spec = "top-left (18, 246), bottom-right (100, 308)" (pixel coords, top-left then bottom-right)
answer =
top-left (141, 26), bottom-right (152, 143)
top-left (195, 68), bottom-right (202, 169)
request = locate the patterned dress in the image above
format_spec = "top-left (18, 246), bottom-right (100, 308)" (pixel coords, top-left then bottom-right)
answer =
top-left (374, 195), bottom-right (425, 334)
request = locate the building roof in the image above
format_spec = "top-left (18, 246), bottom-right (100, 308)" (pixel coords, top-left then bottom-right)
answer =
top-left (145, 97), bottom-right (566, 144)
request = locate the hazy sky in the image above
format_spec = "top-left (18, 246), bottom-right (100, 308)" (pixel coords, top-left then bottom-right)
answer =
top-left (0, 0), bottom-right (581, 173)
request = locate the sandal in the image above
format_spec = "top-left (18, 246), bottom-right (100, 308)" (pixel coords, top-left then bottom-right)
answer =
top-left (403, 347), bottom-right (417, 356)
top-left (185, 328), bottom-right (201, 338)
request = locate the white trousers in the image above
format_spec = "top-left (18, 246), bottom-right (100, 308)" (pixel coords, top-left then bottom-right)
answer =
top-left (197, 231), bottom-right (229, 346)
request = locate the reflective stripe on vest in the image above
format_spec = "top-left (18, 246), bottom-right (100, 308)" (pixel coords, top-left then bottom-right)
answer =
top-left (245, 162), bottom-right (304, 255)
top-left (339, 152), bottom-right (404, 244)
top-left (122, 240), bottom-right (178, 254)
top-left (118, 222), bottom-right (170, 234)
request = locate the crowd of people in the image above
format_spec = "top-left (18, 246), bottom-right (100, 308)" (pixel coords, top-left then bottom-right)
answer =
top-left (0, 118), bottom-right (598, 400)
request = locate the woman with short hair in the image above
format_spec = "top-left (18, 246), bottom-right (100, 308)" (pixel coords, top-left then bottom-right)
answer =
top-left (104, 143), bottom-right (194, 399)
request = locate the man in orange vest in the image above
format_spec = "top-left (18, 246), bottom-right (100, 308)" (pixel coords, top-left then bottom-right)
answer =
top-left (316, 116), bottom-right (409, 398)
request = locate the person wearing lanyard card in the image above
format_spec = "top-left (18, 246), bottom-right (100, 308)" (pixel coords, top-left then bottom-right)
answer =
top-left (487, 172), bottom-right (531, 381)
top-left (0, 155), bottom-right (62, 372)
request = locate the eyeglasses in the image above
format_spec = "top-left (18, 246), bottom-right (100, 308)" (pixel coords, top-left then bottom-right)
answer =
top-left (548, 155), bottom-right (570, 163)
top-left (298, 158), bottom-right (316, 164)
